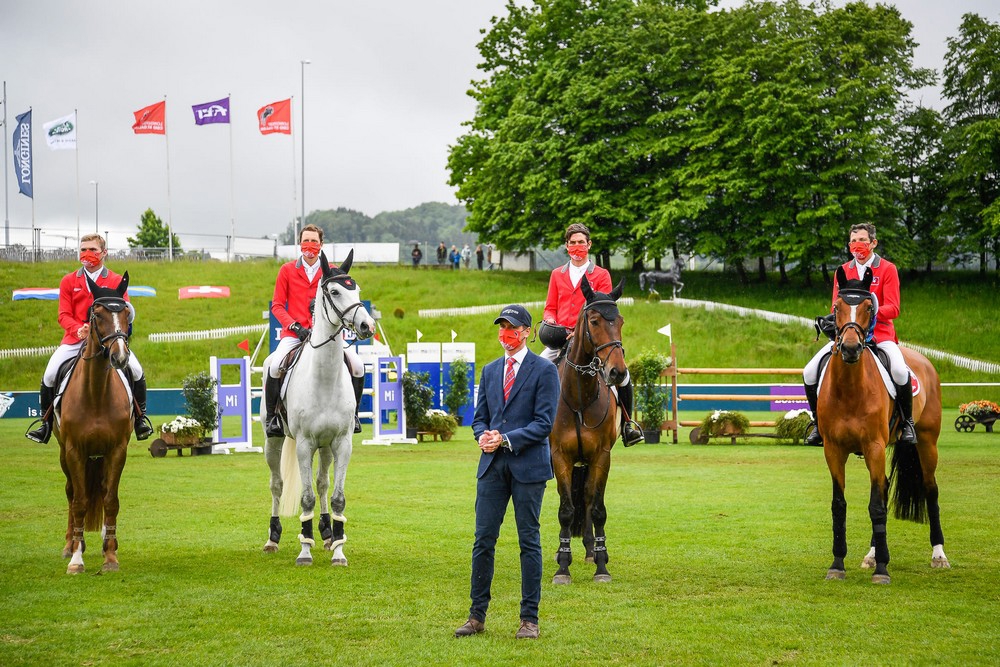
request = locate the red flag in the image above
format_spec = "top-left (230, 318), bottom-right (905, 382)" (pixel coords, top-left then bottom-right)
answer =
top-left (237, 339), bottom-right (250, 353)
top-left (132, 101), bottom-right (166, 134)
top-left (178, 286), bottom-right (231, 299)
top-left (258, 99), bottom-right (291, 135)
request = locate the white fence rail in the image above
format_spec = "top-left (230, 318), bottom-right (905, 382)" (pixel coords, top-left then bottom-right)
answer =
top-left (0, 345), bottom-right (57, 359)
top-left (149, 324), bottom-right (268, 343)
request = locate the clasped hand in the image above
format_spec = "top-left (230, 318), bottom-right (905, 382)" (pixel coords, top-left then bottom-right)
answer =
top-left (478, 429), bottom-right (503, 453)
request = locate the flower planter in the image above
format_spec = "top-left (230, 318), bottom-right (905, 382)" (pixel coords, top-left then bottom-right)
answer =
top-left (642, 429), bottom-right (661, 444)
top-left (161, 431), bottom-right (203, 447)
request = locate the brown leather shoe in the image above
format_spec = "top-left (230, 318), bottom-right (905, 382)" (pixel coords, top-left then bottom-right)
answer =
top-left (454, 618), bottom-right (485, 637)
top-left (515, 620), bottom-right (539, 639)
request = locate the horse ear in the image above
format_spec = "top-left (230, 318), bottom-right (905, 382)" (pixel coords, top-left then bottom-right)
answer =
top-left (117, 271), bottom-right (130, 296)
top-left (835, 266), bottom-right (848, 289)
top-left (861, 270), bottom-right (873, 291)
top-left (86, 273), bottom-right (99, 295)
top-left (320, 251), bottom-right (332, 278)
top-left (580, 274), bottom-right (594, 301)
top-left (610, 277), bottom-right (625, 301)
top-left (340, 248), bottom-right (354, 274)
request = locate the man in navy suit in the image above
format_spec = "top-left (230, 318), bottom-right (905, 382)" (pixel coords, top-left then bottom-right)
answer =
top-left (454, 304), bottom-right (560, 640)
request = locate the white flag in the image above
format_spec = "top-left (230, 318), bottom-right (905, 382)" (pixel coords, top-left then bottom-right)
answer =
top-left (657, 323), bottom-right (672, 339)
top-left (451, 330), bottom-right (458, 343)
top-left (416, 329), bottom-right (423, 342)
top-left (43, 112), bottom-right (77, 150)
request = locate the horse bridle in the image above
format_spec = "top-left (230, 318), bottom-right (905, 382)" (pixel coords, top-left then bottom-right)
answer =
top-left (309, 274), bottom-right (368, 348)
top-left (833, 289), bottom-right (873, 355)
top-left (82, 297), bottom-right (130, 361)
top-left (563, 298), bottom-right (625, 429)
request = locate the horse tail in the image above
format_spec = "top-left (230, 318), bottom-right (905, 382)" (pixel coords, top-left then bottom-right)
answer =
top-left (278, 437), bottom-right (302, 517)
top-left (570, 465), bottom-right (587, 537)
top-left (83, 457), bottom-right (105, 532)
top-left (889, 440), bottom-right (927, 523)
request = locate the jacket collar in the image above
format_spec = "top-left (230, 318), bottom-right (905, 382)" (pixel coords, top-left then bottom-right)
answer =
top-left (558, 260), bottom-right (596, 275)
top-left (847, 253), bottom-right (881, 270)
top-left (75, 266), bottom-right (109, 279)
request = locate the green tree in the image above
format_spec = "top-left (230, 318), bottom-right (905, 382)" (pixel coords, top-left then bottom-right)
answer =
top-left (127, 208), bottom-right (182, 254)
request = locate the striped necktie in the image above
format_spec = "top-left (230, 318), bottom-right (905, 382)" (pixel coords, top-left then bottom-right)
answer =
top-left (503, 356), bottom-right (516, 403)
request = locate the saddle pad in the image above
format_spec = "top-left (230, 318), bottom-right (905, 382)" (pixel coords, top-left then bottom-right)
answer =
top-left (817, 348), bottom-right (918, 400)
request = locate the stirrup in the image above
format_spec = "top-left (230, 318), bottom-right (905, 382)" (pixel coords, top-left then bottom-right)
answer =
top-left (134, 415), bottom-right (154, 441)
top-left (622, 420), bottom-right (644, 447)
top-left (265, 415), bottom-right (285, 438)
top-left (804, 422), bottom-right (823, 446)
top-left (25, 419), bottom-right (52, 444)
top-left (897, 420), bottom-right (917, 445)
top-left (353, 415), bottom-right (362, 434)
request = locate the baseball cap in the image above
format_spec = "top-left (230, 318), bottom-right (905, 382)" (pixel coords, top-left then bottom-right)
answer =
top-left (494, 304), bottom-right (531, 328)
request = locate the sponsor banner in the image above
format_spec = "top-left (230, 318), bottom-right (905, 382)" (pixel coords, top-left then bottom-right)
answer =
top-left (257, 98), bottom-right (291, 135)
top-left (13, 288), bottom-right (58, 301)
top-left (132, 100), bottom-right (166, 134)
top-left (43, 112), bottom-right (77, 150)
top-left (13, 110), bottom-right (32, 198)
top-left (192, 97), bottom-right (230, 125)
top-left (179, 286), bottom-right (231, 299)
top-left (769, 385), bottom-right (809, 411)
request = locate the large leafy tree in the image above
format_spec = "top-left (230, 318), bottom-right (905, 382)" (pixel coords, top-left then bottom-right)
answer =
top-left (127, 208), bottom-right (181, 253)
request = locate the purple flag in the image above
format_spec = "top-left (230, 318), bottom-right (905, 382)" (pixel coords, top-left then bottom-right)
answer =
top-left (191, 97), bottom-right (230, 125)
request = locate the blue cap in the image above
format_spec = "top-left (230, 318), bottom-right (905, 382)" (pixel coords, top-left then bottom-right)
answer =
top-left (494, 304), bottom-right (531, 328)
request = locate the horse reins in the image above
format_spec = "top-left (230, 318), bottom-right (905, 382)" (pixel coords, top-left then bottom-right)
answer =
top-left (81, 298), bottom-right (130, 362)
top-left (309, 275), bottom-right (367, 348)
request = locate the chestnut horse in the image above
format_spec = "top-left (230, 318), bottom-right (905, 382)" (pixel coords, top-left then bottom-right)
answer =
top-left (550, 275), bottom-right (628, 584)
top-left (818, 267), bottom-right (949, 584)
top-left (55, 273), bottom-right (134, 574)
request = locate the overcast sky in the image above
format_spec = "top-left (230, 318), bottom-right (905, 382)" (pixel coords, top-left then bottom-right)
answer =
top-left (1, 0), bottom-right (998, 249)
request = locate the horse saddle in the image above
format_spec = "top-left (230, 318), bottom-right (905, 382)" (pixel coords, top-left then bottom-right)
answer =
top-left (52, 355), bottom-right (134, 419)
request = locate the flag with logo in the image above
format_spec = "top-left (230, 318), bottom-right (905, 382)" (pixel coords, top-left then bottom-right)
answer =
top-left (257, 98), bottom-right (291, 135)
top-left (12, 110), bottom-right (32, 198)
top-left (192, 97), bottom-right (230, 126)
top-left (43, 112), bottom-right (77, 150)
top-left (132, 100), bottom-right (166, 134)
top-left (179, 286), bottom-right (231, 299)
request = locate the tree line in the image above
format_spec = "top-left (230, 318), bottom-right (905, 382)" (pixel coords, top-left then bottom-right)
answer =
top-left (447, 0), bottom-right (1000, 283)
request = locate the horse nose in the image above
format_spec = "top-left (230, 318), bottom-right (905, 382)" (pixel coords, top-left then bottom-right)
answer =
top-left (357, 320), bottom-right (374, 340)
top-left (110, 349), bottom-right (130, 371)
top-left (607, 367), bottom-right (624, 386)
top-left (840, 341), bottom-right (862, 363)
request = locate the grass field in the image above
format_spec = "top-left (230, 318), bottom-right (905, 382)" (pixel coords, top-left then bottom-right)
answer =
top-left (2, 412), bottom-right (999, 666)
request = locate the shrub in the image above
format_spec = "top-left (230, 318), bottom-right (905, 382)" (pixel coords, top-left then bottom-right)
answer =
top-left (959, 400), bottom-right (1000, 418)
top-left (630, 349), bottom-right (672, 431)
top-left (699, 410), bottom-right (750, 437)
top-left (181, 371), bottom-right (220, 434)
top-left (402, 370), bottom-right (433, 430)
top-left (775, 409), bottom-right (812, 444)
top-left (443, 357), bottom-right (471, 422)
top-left (160, 415), bottom-right (203, 440)
top-left (423, 409), bottom-right (458, 440)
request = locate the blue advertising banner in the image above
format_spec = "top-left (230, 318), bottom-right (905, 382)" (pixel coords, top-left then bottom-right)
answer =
top-left (13, 110), bottom-right (32, 198)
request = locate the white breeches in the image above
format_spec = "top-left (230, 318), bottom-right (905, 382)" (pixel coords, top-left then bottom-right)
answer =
top-left (803, 340), bottom-right (908, 385)
top-left (264, 337), bottom-right (364, 379)
top-left (43, 342), bottom-right (144, 387)
top-left (540, 346), bottom-right (559, 362)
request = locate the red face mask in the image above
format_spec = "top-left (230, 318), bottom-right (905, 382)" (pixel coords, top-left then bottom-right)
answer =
top-left (80, 250), bottom-right (102, 270)
top-left (849, 241), bottom-right (871, 262)
top-left (567, 245), bottom-right (588, 261)
top-left (498, 328), bottom-right (524, 352)
top-left (301, 241), bottom-right (321, 259)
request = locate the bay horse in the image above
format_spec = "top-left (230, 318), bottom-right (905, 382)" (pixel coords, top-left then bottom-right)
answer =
top-left (55, 272), bottom-right (134, 574)
top-left (262, 250), bottom-right (375, 566)
top-left (818, 266), bottom-right (949, 584)
top-left (550, 275), bottom-right (628, 583)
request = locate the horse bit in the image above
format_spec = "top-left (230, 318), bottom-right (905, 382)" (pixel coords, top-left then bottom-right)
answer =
top-left (309, 275), bottom-right (367, 349)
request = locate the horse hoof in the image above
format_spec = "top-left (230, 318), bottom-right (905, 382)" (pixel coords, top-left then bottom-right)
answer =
top-left (825, 569), bottom-right (846, 580)
top-left (323, 539), bottom-right (333, 551)
top-left (871, 574), bottom-right (891, 585)
top-left (331, 558), bottom-right (348, 567)
top-left (295, 558), bottom-right (313, 566)
top-left (67, 564), bottom-right (85, 575)
top-left (102, 562), bottom-right (119, 573)
top-left (263, 542), bottom-right (279, 554)
top-left (931, 557), bottom-right (951, 569)
top-left (593, 574), bottom-right (612, 583)
top-left (585, 556), bottom-right (595, 564)
top-left (552, 574), bottom-right (572, 585)
top-left (860, 556), bottom-right (876, 569)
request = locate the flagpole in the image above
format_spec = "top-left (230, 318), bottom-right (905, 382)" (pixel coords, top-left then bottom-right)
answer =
top-left (290, 95), bottom-right (298, 242)
top-left (164, 95), bottom-right (173, 262)
top-left (29, 106), bottom-right (35, 262)
top-left (228, 93), bottom-right (235, 263)
top-left (3, 81), bottom-right (8, 246)
top-left (74, 107), bottom-right (80, 244)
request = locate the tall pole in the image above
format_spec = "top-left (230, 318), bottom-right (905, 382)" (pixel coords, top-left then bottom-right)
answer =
top-left (3, 81), bottom-right (9, 246)
top-left (164, 95), bottom-right (173, 261)
top-left (89, 180), bottom-right (99, 233)
top-left (301, 59), bottom-right (310, 237)
top-left (74, 107), bottom-right (80, 244)
top-left (228, 93), bottom-right (235, 262)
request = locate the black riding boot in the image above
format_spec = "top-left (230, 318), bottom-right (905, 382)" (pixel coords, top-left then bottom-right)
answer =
top-left (352, 375), bottom-right (365, 434)
top-left (132, 377), bottom-right (154, 441)
top-left (264, 374), bottom-right (285, 437)
top-left (617, 382), bottom-right (644, 447)
top-left (895, 378), bottom-right (917, 445)
top-left (804, 382), bottom-right (823, 446)
top-left (25, 383), bottom-right (55, 444)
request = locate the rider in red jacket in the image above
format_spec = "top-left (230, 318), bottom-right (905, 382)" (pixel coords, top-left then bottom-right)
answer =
top-left (803, 223), bottom-right (915, 446)
top-left (540, 223), bottom-right (642, 447)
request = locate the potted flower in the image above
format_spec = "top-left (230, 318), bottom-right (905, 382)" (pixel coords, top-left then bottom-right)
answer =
top-left (402, 370), bottom-right (434, 439)
top-left (181, 371), bottom-right (220, 440)
top-left (959, 400), bottom-right (1000, 419)
top-left (630, 349), bottom-right (673, 444)
top-left (698, 410), bottom-right (751, 438)
top-left (160, 415), bottom-right (205, 446)
top-left (443, 357), bottom-right (471, 425)
top-left (423, 408), bottom-right (458, 441)
top-left (774, 409), bottom-right (812, 444)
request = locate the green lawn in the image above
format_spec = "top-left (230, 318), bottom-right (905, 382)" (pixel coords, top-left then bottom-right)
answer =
top-left (1, 413), bottom-right (999, 666)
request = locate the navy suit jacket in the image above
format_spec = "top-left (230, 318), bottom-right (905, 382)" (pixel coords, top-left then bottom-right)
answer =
top-left (472, 349), bottom-right (560, 484)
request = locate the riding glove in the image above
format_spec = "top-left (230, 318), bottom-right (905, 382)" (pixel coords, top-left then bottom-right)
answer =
top-left (289, 322), bottom-right (311, 342)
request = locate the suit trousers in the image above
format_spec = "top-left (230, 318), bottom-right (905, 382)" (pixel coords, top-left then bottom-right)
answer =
top-left (469, 450), bottom-right (546, 625)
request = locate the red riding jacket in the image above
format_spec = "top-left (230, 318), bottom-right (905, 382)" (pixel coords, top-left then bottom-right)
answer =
top-left (271, 258), bottom-right (322, 340)
top-left (831, 254), bottom-right (901, 344)
top-left (58, 267), bottom-right (130, 345)
top-left (543, 261), bottom-right (613, 328)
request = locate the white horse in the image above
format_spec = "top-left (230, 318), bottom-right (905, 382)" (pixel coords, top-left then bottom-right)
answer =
top-left (262, 250), bottom-right (375, 566)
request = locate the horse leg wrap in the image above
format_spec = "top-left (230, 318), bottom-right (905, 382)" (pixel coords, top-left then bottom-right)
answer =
top-left (299, 517), bottom-right (315, 547)
top-left (557, 537), bottom-right (572, 564)
top-left (331, 518), bottom-right (346, 547)
top-left (831, 484), bottom-right (847, 559)
top-left (102, 525), bottom-right (117, 553)
top-left (269, 516), bottom-right (282, 544)
top-left (869, 483), bottom-right (890, 566)
top-left (318, 513), bottom-right (332, 542)
top-left (593, 536), bottom-right (609, 566)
